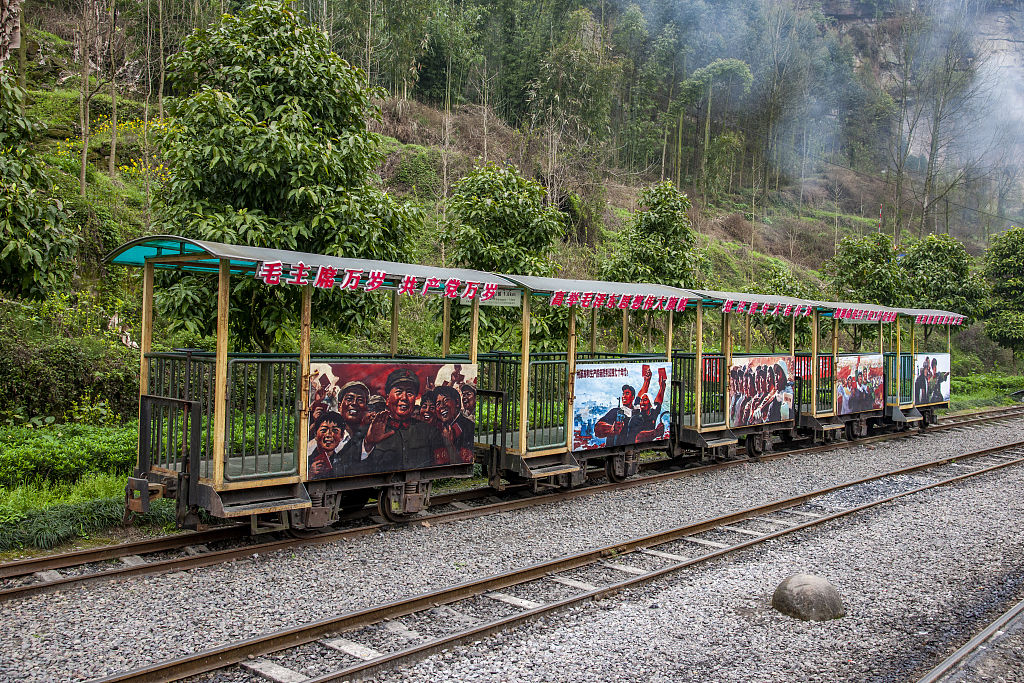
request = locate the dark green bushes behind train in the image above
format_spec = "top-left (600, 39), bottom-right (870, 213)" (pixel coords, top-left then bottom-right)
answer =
top-left (0, 423), bottom-right (137, 487)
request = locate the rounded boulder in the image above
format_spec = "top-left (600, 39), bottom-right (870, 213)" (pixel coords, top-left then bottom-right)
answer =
top-left (771, 573), bottom-right (846, 621)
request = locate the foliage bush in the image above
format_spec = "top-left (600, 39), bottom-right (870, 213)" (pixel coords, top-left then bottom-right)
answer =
top-left (0, 71), bottom-right (79, 299)
top-left (949, 372), bottom-right (1024, 412)
top-left (0, 295), bottom-right (139, 421)
top-left (0, 423), bottom-right (138, 487)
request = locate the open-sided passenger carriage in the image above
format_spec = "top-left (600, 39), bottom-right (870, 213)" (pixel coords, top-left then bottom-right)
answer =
top-left (108, 236), bottom-right (965, 532)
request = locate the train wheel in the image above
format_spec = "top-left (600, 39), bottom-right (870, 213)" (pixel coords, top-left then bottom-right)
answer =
top-left (605, 454), bottom-right (627, 483)
top-left (747, 434), bottom-right (764, 456)
top-left (377, 488), bottom-right (418, 524)
top-left (845, 421), bottom-right (856, 442)
top-left (339, 490), bottom-right (372, 514)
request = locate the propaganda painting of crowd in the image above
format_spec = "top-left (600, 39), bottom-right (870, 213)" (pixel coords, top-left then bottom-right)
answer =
top-left (915, 353), bottom-right (951, 405)
top-left (728, 356), bottom-right (795, 427)
top-left (573, 362), bottom-right (672, 452)
top-left (306, 362), bottom-right (478, 480)
top-left (835, 354), bottom-right (884, 415)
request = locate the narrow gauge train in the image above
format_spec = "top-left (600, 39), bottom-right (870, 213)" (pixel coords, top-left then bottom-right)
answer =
top-left (109, 236), bottom-right (964, 529)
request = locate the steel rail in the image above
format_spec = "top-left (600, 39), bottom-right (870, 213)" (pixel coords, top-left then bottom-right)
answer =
top-left (3, 405), bottom-right (1022, 602)
top-left (88, 440), bottom-right (1024, 683)
top-left (916, 595), bottom-right (1024, 683)
top-left (0, 526), bottom-right (246, 579)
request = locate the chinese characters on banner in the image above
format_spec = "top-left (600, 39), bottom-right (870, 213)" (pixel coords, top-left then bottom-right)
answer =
top-left (254, 261), bottom-right (500, 302)
top-left (724, 300), bottom-right (813, 317)
top-left (549, 291), bottom-right (689, 311)
top-left (912, 314), bottom-right (964, 326)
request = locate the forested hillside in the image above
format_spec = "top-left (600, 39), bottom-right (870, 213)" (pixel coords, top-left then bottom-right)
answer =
top-left (4, 0), bottom-right (1024, 549)
top-left (3, 0), bottom-right (1024, 382)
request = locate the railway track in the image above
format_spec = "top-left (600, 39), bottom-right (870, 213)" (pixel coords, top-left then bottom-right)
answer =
top-left (916, 592), bottom-right (1024, 683)
top-left (3, 403), bottom-right (1023, 603)
top-left (88, 439), bottom-right (1024, 683)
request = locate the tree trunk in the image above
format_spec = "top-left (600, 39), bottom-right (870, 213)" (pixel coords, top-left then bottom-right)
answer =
top-left (108, 0), bottom-right (117, 176)
top-left (157, 0), bottom-right (164, 119)
top-left (79, 0), bottom-right (91, 197)
top-left (17, 3), bottom-right (27, 98)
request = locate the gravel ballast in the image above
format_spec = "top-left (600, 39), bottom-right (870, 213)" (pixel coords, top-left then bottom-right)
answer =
top-left (1, 419), bottom-right (1023, 681)
top-left (379, 453), bottom-right (1024, 683)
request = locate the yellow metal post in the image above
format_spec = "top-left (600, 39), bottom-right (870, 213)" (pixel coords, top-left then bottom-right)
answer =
top-left (789, 315), bottom-right (796, 356)
top-left (695, 303), bottom-right (704, 430)
top-left (390, 290), bottom-right (399, 357)
top-left (810, 311), bottom-right (819, 415)
top-left (565, 307), bottom-right (577, 451)
top-left (621, 309), bottom-right (629, 354)
top-left (442, 297), bottom-right (451, 357)
top-left (832, 316), bottom-right (839, 414)
top-left (139, 262), bottom-right (154, 398)
top-left (137, 262), bottom-right (154, 471)
top-left (879, 321), bottom-right (884, 355)
top-left (298, 286), bottom-right (311, 481)
top-left (666, 309), bottom-right (674, 360)
top-left (518, 291), bottom-right (531, 454)
top-left (947, 323), bottom-right (951, 353)
top-left (744, 315), bottom-right (751, 353)
top-left (469, 296), bottom-right (480, 365)
top-left (723, 312), bottom-right (732, 367)
top-left (213, 260), bottom-right (230, 488)
top-left (589, 306), bottom-right (597, 353)
top-left (895, 316), bottom-right (902, 404)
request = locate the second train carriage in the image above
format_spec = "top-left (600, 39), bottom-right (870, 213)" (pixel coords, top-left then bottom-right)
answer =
top-left (109, 236), bottom-right (965, 531)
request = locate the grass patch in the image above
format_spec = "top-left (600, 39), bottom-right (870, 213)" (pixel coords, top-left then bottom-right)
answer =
top-left (0, 497), bottom-right (175, 551)
top-left (949, 372), bottom-right (1024, 412)
top-left (0, 472), bottom-right (127, 524)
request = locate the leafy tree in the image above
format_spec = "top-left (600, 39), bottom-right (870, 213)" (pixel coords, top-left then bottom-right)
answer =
top-left (684, 57), bottom-right (752, 192)
top-left (823, 233), bottom-right (906, 349)
top-left (443, 162), bottom-right (565, 349)
top-left (0, 69), bottom-right (77, 299)
top-left (745, 260), bottom-right (811, 351)
top-left (983, 226), bottom-right (1024, 365)
top-left (157, 0), bottom-right (421, 352)
top-left (444, 162), bottom-right (564, 276)
top-left (823, 233), bottom-right (905, 308)
top-left (601, 181), bottom-right (705, 289)
top-left (900, 234), bottom-right (985, 340)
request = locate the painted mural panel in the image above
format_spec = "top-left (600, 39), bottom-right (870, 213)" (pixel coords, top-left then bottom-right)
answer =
top-left (573, 362), bottom-right (672, 452)
top-left (835, 354), bottom-right (884, 415)
top-left (914, 353), bottom-right (951, 405)
top-left (728, 356), bottom-right (795, 428)
top-left (307, 362), bottom-right (477, 480)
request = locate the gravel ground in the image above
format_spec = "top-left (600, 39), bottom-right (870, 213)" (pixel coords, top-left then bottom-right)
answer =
top-left (1, 419), bottom-right (1023, 682)
top-left (381, 460), bottom-right (1024, 683)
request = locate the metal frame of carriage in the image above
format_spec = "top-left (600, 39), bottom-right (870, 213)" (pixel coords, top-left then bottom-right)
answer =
top-left (108, 236), bottom-right (964, 531)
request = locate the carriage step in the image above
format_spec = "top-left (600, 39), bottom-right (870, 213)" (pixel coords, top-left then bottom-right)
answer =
top-left (704, 437), bottom-right (738, 448)
top-left (525, 464), bottom-right (582, 478)
top-left (219, 496), bottom-right (311, 517)
top-left (818, 423), bottom-right (845, 431)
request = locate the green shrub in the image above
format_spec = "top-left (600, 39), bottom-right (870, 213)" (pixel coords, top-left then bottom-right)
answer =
top-left (949, 372), bottom-right (1024, 411)
top-left (0, 295), bottom-right (140, 421)
top-left (0, 423), bottom-right (138, 487)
